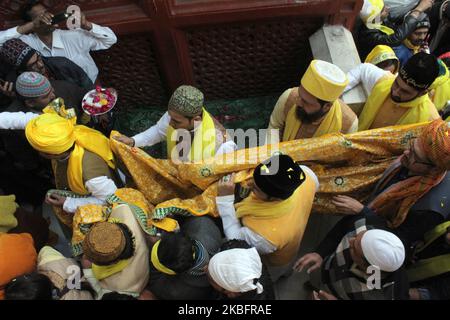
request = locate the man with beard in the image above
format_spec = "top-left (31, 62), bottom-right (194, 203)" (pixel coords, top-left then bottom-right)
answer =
top-left (393, 14), bottom-right (431, 67)
top-left (346, 52), bottom-right (440, 130)
top-left (0, 1), bottom-right (117, 83)
top-left (267, 60), bottom-right (358, 143)
top-left (114, 85), bottom-right (236, 162)
top-left (331, 119), bottom-right (450, 255)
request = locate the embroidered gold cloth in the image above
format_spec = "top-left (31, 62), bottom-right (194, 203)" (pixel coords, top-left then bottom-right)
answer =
top-left (109, 123), bottom-right (429, 219)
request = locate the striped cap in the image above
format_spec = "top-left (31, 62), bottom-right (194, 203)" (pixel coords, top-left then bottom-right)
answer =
top-left (16, 72), bottom-right (51, 98)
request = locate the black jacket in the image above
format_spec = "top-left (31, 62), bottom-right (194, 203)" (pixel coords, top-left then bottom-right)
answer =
top-left (4, 56), bottom-right (93, 92)
top-left (356, 14), bottom-right (423, 60)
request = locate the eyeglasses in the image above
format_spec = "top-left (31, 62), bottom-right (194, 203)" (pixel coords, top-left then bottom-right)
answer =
top-left (408, 139), bottom-right (434, 167)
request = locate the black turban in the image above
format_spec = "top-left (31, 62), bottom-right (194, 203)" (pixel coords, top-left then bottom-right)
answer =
top-left (253, 154), bottom-right (305, 200)
top-left (399, 52), bottom-right (439, 90)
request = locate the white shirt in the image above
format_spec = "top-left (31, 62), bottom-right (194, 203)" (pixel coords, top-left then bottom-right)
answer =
top-left (132, 111), bottom-right (237, 156)
top-left (215, 165), bottom-right (319, 255)
top-left (0, 24), bottom-right (117, 82)
top-left (0, 111), bottom-right (118, 213)
top-left (344, 63), bottom-right (391, 95)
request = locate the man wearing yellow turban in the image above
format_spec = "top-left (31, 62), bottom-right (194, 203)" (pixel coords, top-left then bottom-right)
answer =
top-left (345, 52), bottom-right (440, 130)
top-left (267, 60), bottom-right (358, 143)
top-left (356, 0), bottom-right (434, 61)
top-left (22, 113), bottom-right (121, 214)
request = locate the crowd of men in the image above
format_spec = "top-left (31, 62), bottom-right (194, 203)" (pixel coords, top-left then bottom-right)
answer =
top-left (0, 0), bottom-right (449, 300)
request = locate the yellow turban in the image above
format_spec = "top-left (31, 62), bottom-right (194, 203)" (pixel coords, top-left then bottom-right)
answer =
top-left (25, 113), bottom-right (76, 155)
top-left (25, 113), bottom-right (115, 195)
top-left (300, 60), bottom-right (349, 102)
top-left (365, 45), bottom-right (399, 73)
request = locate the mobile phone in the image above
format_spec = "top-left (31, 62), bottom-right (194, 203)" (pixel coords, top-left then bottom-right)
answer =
top-left (51, 12), bottom-right (72, 25)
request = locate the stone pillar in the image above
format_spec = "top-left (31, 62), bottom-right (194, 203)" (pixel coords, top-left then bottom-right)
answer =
top-left (309, 24), bottom-right (367, 115)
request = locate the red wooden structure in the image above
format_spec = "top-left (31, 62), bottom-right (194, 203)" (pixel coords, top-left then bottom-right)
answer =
top-left (1, 0), bottom-right (363, 109)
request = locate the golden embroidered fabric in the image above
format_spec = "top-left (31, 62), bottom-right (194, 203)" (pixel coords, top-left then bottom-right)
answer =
top-left (110, 123), bottom-right (428, 219)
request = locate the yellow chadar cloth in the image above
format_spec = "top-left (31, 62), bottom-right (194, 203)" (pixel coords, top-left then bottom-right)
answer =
top-left (71, 188), bottom-right (178, 257)
top-left (111, 122), bottom-right (431, 223)
top-left (358, 77), bottom-right (435, 130)
top-left (283, 99), bottom-right (342, 141)
top-left (166, 108), bottom-right (216, 162)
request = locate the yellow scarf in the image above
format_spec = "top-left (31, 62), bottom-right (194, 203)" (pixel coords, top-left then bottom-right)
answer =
top-left (358, 77), bottom-right (433, 131)
top-left (407, 221), bottom-right (450, 282)
top-left (361, 0), bottom-right (394, 35)
top-left (235, 186), bottom-right (302, 219)
top-left (430, 61), bottom-right (450, 111)
top-left (371, 24), bottom-right (395, 35)
top-left (282, 100), bottom-right (342, 141)
top-left (92, 258), bottom-right (130, 281)
top-left (25, 112), bottom-right (115, 195)
top-left (66, 126), bottom-right (115, 194)
top-left (166, 108), bottom-right (216, 162)
top-left (432, 78), bottom-right (450, 111)
top-left (403, 39), bottom-right (421, 55)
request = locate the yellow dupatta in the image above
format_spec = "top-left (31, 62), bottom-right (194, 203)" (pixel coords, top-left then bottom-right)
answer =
top-left (92, 258), bottom-right (130, 281)
top-left (282, 100), bottom-right (342, 141)
top-left (432, 78), bottom-right (450, 111)
top-left (358, 77), bottom-right (434, 131)
top-left (360, 0), bottom-right (394, 35)
top-left (235, 186), bottom-right (302, 219)
top-left (370, 24), bottom-right (395, 35)
top-left (166, 108), bottom-right (216, 162)
top-left (66, 126), bottom-right (115, 195)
